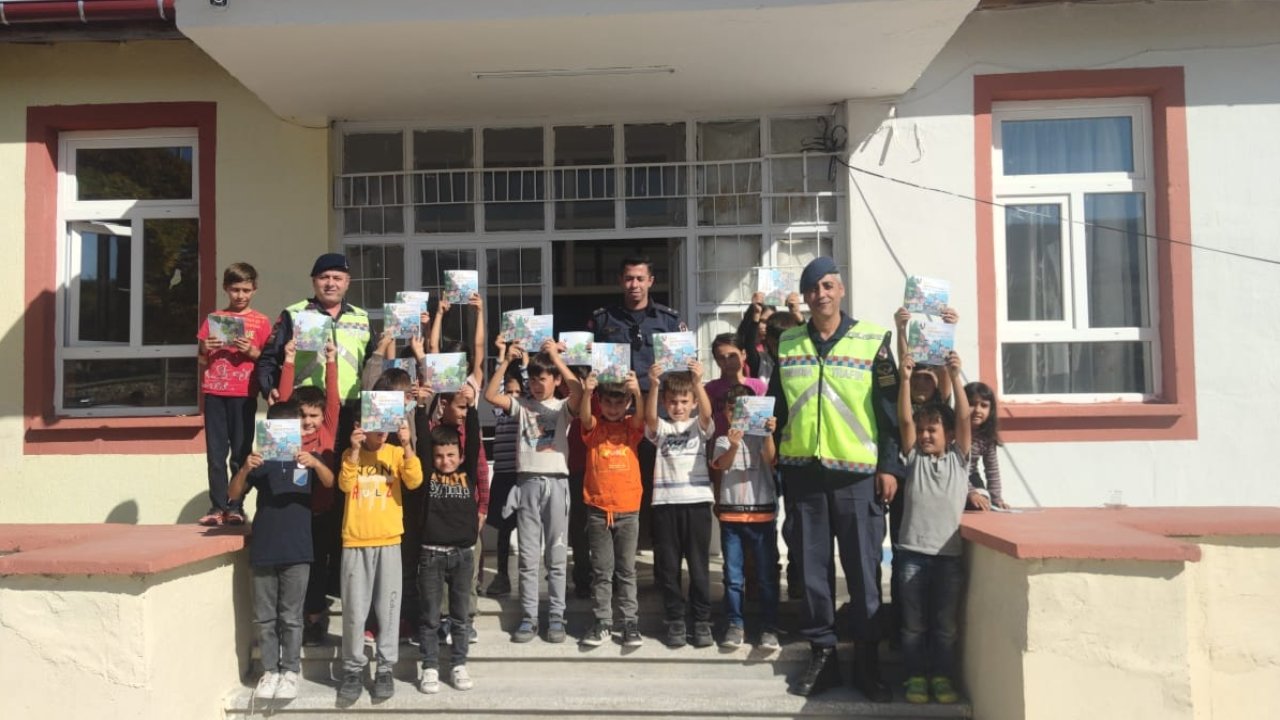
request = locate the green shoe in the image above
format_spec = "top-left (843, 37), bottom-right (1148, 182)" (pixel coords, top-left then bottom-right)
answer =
top-left (930, 676), bottom-right (959, 704)
top-left (904, 675), bottom-right (929, 704)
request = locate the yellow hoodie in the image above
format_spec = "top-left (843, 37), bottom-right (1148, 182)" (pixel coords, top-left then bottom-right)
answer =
top-left (338, 443), bottom-right (424, 548)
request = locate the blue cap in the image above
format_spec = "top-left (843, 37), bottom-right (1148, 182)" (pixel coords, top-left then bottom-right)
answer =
top-left (310, 253), bottom-right (350, 277)
top-left (799, 256), bottom-right (839, 293)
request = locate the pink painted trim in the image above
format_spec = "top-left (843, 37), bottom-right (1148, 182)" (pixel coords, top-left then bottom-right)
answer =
top-left (0, 523), bottom-right (246, 576)
top-left (973, 67), bottom-right (1197, 442)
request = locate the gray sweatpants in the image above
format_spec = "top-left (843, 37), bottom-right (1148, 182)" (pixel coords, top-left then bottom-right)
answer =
top-left (252, 563), bottom-right (310, 674)
top-left (341, 545), bottom-right (401, 675)
top-left (515, 474), bottom-right (569, 621)
top-left (586, 508), bottom-right (639, 623)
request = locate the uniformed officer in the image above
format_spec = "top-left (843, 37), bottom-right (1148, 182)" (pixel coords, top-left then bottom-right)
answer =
top-left (587, 255), bottom-right (687, 394)
top-left (767, 256), bottom-right (905, 701)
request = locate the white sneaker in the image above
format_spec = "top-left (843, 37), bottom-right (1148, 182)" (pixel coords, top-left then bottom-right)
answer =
top-left (451, 665), bottom-right (474, 691)
top-left (274, 670), bottom-right (299, 701)
top-left (418, 668), bottom-right (440, 694)
top-left (254, 671), bottom-right (280, 700)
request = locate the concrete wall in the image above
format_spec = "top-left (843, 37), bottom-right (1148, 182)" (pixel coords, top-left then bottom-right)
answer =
top-left (844, 1), bottom-right (1280, 508)
top-left (0, 40), bottom-right (329, 523)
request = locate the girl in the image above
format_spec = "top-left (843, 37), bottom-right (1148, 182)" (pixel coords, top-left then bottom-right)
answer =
top-left (964, 381), bottom-right (1007, 510)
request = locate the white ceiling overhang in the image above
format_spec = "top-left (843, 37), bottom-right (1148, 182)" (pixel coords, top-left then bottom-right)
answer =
top-left (175, 0), bottom-right (977, 126)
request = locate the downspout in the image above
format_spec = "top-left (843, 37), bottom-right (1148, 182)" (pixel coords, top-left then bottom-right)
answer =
top-left (0, 0), bottom-right (173, 26)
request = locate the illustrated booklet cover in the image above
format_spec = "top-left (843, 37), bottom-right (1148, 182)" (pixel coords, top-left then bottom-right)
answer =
top-left (292, 310), bottom-right (333, 352)
top-left (653, 331), bottom-right (698, 373)
top-left (756, 267), bottom-right (801, 307)
top-left (443, 269), bottom-right (479, 303)
top-left (395, 291), bottom-right (431, 314)
top-left (501, 308), bottom-right (535, 343)
top-left (560, 332), bottom-right (593, 366)
top-left (385, 357), bottom-right (419, 378)
top-left (257, 419), bottom-right (302, 462)
top-left (525, 314), bottom-right (554, 351)
top-left (591, 343), bottom-right (631, 385)
top-left (906, 318), bottom-right (956, 366)
top-left (206, 313), bottom-right (245, 344)
top-left (361, 391), bottom-right (406, 433)
top-left (384, 302), bottom-right (422, 339)
top-left (731, 396), bottom-right (776, 436)
top-left (903, 275), bottom-right (950, 316)
top-left (421, 352), bottom-right (469, 393)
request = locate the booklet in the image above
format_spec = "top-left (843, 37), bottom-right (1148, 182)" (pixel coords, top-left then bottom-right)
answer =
top-left (591, 342), bottom-right (631, 385)
top-left (906, 318), bottom-right (956, 366)
top-left (525, 314), bottom-right (554, 352)
top-left (421, 352), bottom-right (469, 393)
top-left (256, 419), bottom-right (302, 463)
top-left (443, 269), bottom-right (479, 304)
top-left (206, 313), bottom-right (245, 344)
top-left (395, 291), bottom-right (431, 314)
top-left (653, 331), bottom-right (698, 373)
top-left (731, 395), bottom-right (776, 437)
top-left (560, 331), bottom-right (593, 366)
top-left (384, 302), bottom-right (422, 339)
top-left (292, 310), bottom-right (333, 352)
top-left (756, 267), bottom-right (800, 307)
top-left (904, 275), bottom-right (950, 316)
top-left (361, 390), bottom-right (405, 433)
top-left (384, 357), bottom-right (419, 378)
top-left (501, 308), bottom-right (535, 343)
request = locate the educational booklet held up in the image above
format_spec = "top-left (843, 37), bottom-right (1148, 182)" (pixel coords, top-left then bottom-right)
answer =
top-left (756, 267), bottom-right (801, 308)
top-left (443, 270), bottom-right (479, 304)
top-left (903, 275), bottom-right (950, 316)
top-left (395, 291), bottom-right (431, 314)
top-left (560, 332), bottom-right (593, 366)
top-left (206, 313), bottom-right (245, 344)
top-left (731, 396), bottom-right (776, 437)
top-left (383, 303), bottom-right (422, 339)
top-left (292, 310), bottom-right (333, 352)
top-left (501, 308), bottom-right (535, 343)
top-left (257, 419), bottom-right (302, 462)
top-left (421, 352), bottom-right (469, 393)
top-left (525, 315), bottom-right (554, 352)
top-left (906, 318), bottom-right (956, 366)
top-left (591, 343), bottom-right (631, 385)
top-left (653, 331), bottom-right (698, 373)
top-left (384, 357), bottom-right (419, 378)
top-left (361, 391), bottom-right (405, 433)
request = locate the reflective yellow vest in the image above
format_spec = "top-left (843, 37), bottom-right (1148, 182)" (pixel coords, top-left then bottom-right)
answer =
top-left (777, 321), bottom-right (887, 474)
top-left (285, 300), bottom-right (370, 402)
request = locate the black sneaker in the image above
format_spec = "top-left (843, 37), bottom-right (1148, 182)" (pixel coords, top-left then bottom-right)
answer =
top-left (791, 646), bottom-right (841, 697)
top-left (337, 672), bottom-right (364, 703)
top-left (720, 624), bottom-right (745, 649)
top-left (545, 616), bottom-right (567, 643)
top-left (621, 620), bottom-right (644, 648)
top-left (580, 619), bottom-right (609, 647)
top-left (691, 621), bottom-right (714, 648)
top-left (303, 616), bottom-right (328, 647)
top-left (664, 621), bottom-right (687, 648)
top-left (371, 670), bottom-right (395, 701)
top-left (511, 618), bottom-right (538, 643)
top-left (485, 574), bottom-right (511, 597)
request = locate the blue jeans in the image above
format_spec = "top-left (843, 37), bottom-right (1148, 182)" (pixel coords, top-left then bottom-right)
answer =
top-left (898, 549), bottom-right (964, 678)
top-left (720, 520), bottom-right (779, 630)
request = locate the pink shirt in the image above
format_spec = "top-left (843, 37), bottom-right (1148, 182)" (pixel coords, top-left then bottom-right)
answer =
top-left (704, 376), bottom-right (768, 437)
top-left (197, 309), bottom-right (272, 397)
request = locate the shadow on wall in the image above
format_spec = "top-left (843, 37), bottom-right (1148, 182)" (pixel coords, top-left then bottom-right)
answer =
top-left (176, 491), bottom-right (210, 524)
top-left (104, 500), bottom-right (139, 524)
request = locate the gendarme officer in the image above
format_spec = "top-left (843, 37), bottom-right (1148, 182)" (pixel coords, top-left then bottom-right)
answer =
top-left (587, 255), bottom-right (686, 393)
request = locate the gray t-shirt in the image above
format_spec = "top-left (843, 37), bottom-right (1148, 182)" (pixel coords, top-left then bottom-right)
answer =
top-left (510, 396), bottom-right (572, 477)
top-left (897, 445), bottom-right (970, 557)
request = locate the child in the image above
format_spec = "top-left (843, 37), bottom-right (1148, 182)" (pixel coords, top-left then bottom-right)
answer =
top-left (335, 388), bottom-right (424, 704)
top-left (413, 425), bottom-right (482, 694)
top-left (196, 262), bottom-right (272, 526)
top-left (645, 359), bottom-right (715, 648)
top-left (896, 352), bottom-right (971, 706)
top-left (483, 340), bottom-right (583, 644)
top-left (486, 345), bottom-right (524, 597)
top-left (576, 370), bottom-right (646, 648)
top-left (964, 381), bottom-right (1007, 510)
top-left (228, 400), bottom-right (335, 703)
top-left (703, 333), bottom-right (767, 437)
top-left (709, 384), bottom-right (780, 651)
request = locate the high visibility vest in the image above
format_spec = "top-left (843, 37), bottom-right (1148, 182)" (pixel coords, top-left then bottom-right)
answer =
top-left (285, 300), bottom-right (370, 402)
top-left (777, 321), bottom-right (887, 475)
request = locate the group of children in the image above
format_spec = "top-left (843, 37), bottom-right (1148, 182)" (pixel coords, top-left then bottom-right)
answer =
top-left (198, 260), bottom-right (1006, 707)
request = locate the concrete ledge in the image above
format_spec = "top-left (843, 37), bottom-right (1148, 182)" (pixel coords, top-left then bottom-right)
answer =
top-left (0, 523), bottom-right (247, 576)
top-left (960, 507), bottom-right (1280, 562)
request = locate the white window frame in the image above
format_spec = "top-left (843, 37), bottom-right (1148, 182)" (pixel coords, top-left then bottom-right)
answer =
top-left (992, 98), bottom-right (1160, 403)
top-left (55, 129), bottom-right (200, 417)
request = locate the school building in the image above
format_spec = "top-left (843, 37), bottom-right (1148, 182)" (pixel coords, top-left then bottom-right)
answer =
top-left (1, 1), bottom-right (1279, 719)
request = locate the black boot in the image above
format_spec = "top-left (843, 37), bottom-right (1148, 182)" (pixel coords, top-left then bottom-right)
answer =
top-left (791, 646), bottom-right (841, 697)
top-left (852, 642), bottom-right (892, 703)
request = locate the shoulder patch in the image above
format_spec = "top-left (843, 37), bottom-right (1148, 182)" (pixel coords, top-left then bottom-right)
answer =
top-left (654, 303), bottom-right (679, 318)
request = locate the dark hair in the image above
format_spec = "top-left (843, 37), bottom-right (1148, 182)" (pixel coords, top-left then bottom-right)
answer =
top-left (527, 351), bottom-right (557, 379)
top-left (765, 312), bottom-right (801, 357)
top-left (373, 369), bottom-right (413, 392)
top-left (266, 400), bottom-right (299, 420)
top-left (223, 262), bottom-right (258, 287)
top-left (292, 386), bottom-right (326, 412)
top-left (913, 400), bottom-right (956, 434)
top-left (711, 332), bottom-right (744, 354)
top-left (429, 425), bottom-right (461, 448)
top-left (965, 381), bottom-right (1002, 446)
top-left (723, 383), bottom-right (755, 406)
top-left (598, 382), bottom-right (629, 400)
top-left (662, 371), bottom-right (695, 397)
top-left (619, 255), bottom-right (653, 276)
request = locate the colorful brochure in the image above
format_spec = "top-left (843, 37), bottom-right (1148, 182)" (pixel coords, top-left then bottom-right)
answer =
top-left (395, 291), bottom-right (431, 314)
top-left (903, 275), bottom-right (950, 316)
top-left (443, 269), bottom-right (479, 304)
top-left (384, 302), bottom-right (422, 339)
top-left (525, 314), bottom-right (554, 352)
top-left (731, 396), bottom-right (776, 437)
top-left (756, 267), bottom-right (801, 307)
top-left (560, 332), bottom-right (593, 366)
top-left (501, 308), bottom-right (535, 343)
top-left (421, 352), bottom-right (469, 393)
top-left (385, 357), bottom-right (419, 379)
top-left (256, 419), bottom-right (302, 462)
top-left (206, 313), bottom-right (245, 344)
top-left (906, 318), bottom-right (956, 366)
top-left (653, 331), bottom-right (698, 373)
top-left (591, 343), bottom-right (631, 385)
top-left (361, 390), bottom-right (405, 433)
top-left (292, 310), bottom-right (333, 352)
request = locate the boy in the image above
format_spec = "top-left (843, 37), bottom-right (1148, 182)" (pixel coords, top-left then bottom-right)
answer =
top-left (484, 340), bottom-right (583, 644)
top-left (485, 342), bottom-right (525, 598)
top-left (228, 400), bottom-right (335, 703)
top-left (335, 390), bottom-right (424, 704)
top-left (576, 370), bottom-right (646, 648)
top-left (645, 359), bottom-right (715, 648)
top-left (896, 351), bottom-right (970, 706)
top-left (709, 384), bottom-right (780, 651)
top-left (197, 262), bottom-right (272, 526)
top-left (414, 425), bottom-right (482, 694)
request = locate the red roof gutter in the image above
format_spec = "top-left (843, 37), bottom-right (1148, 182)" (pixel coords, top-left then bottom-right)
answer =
top-left (0, 0), bottom-right (174, 26)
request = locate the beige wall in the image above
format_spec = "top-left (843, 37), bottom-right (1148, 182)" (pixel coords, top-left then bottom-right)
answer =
top-left (0, 40), bottom-right (329, 523)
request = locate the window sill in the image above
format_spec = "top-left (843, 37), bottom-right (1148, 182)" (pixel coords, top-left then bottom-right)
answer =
top-left (24, 414), bottom-right (205, 455)
top-left (999, 401), bottom-right (1195, 442)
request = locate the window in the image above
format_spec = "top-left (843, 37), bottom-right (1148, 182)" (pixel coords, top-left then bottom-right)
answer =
top-left (57, 131), bottom-right (202, 417)
top-left (993, 99), bottom-right (1157, 400)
